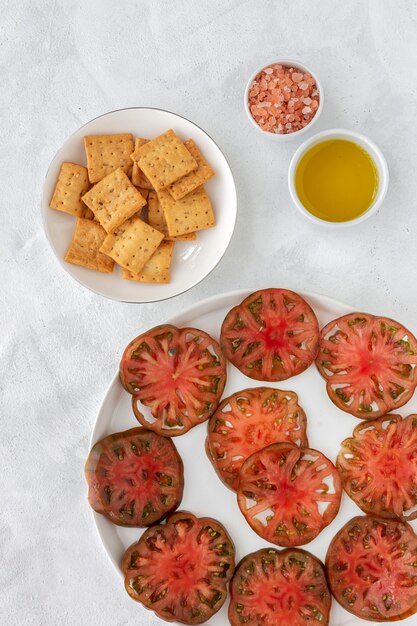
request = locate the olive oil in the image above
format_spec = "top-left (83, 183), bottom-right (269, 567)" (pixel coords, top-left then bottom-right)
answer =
top-left (295, 139), bottom-right (378, 222)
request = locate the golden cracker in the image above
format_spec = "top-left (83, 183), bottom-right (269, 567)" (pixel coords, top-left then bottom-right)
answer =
top-left (49, 162), bottom-right (90, 217)
top-left (148, 191), bottom-right (196, 241)
top-left (158, 186), bottom-right (215, 236)
top-left (168, 139), bottom-right (215, 200)
top-left (84, 133), bottom-right (134, 183)
top-left (99, 215), bottom-right (164, 274)
top-left (122, 241), bottom-right (174, 283)
top-left (135, 129), bottom-right (197, 191)
top-left (82, 168), bottom-right (146, 234)
top-left (64, 218), bottom-right (114, 273)
top-left (131, 138), bottom-right (154, 189)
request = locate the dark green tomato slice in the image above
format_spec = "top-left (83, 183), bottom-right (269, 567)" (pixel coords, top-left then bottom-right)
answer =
top-left (220, 288), bottom-right (319, 382)
top-left (85, 428), bottom-right (183, 527)
top-left (326, 515), bottom-right (417, 622)
top-left (338, 413), bottom-right (417, 520)
top-left (206, 387), bottom-right (308, 491)
top-left (122, 511), bottom-right (235, 624)
top-left (317, 313), bottom-right (417, 419)
top-left (237, 443), bottom-right (341, 547)
top-left (120, 324), bottom-right (227, 436)
top-left (229, 547), bottom-right (331, 626)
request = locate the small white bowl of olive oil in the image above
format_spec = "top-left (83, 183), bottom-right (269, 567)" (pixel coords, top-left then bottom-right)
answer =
top-left (288, 129), bottom-right (389, 227)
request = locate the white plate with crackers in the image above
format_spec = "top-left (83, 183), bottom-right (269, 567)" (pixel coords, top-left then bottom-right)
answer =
top-left (42, 107), bottom-right (237, 302)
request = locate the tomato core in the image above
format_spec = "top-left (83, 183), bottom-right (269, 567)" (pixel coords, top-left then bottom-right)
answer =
top-left (245, 423), bottom-right (273, 445)
top-left (263, 323), bottom-right (288, 349)
top-left (356, 347), bottom-right (386, 377)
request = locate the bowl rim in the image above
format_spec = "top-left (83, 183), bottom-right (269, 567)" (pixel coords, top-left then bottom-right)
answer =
top-left (244, 58), bottom-right (324, 141)
top-left (287, 128), bottom-right (389, 227)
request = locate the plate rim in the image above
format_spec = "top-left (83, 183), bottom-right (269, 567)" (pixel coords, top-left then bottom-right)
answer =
top-left (41, 107), bottom-right (237, 303)
top-left (88, 287), bottom-right (356, 579)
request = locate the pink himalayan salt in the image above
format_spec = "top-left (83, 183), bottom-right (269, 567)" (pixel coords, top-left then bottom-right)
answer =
top-left (248, 64), bottom-right (320, 134)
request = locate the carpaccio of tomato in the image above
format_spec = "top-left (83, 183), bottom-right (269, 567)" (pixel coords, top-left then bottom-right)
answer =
top-left (206, 387), bottom-right (308, 491)
top-left (85, 428), bottom-right (183, 526)
top-left (120, 325), bottom-right (227, 437)
top-left (229, 548), bottom-right (331, 626)
top-left (122, 511), bottom-right (235, 624)
top-left (237, 442), bottom-right (341, 546)
top-left (326, 515), bottom-right (417, 622)
top-left (220, 288), bottom-right (319, 382)
top-left (338, 413), bottom-right (417, 520)
top-left (316, 313), bottom-right (417, 419)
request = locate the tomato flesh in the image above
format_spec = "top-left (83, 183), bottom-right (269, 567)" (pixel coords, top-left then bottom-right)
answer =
top-left (326, 515), bottom-right (417, 621)
top-left (85, 428), bottom-right (183, 526)
top-left (206, 387), bottom-right (308, 491)
top-left (338, 413), bottom-right (417, 520)
top-left (120, 325), bottom-right (227, 436)
top-left (220, 289), bottom-right (319, 382)
top-left (317, 313), bottom-right (417, 418)
top-left (229, 548), bottom-right (331, 626)
top-left (122, 511), bottom-right (235, 624)
top-left (237, 443), bottom-right (341, 546)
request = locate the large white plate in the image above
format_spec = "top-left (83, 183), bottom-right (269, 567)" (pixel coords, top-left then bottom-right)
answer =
top-left (42, 108), bottom-right (237, 303)
top-left (90, 290), bottom-right (417, 625)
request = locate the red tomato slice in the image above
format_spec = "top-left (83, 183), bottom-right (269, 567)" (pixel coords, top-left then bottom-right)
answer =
top-left (326, 515), bottom-right (417, 622)
top-left (85, 428), bottom-right (183, 527)
top-left (317, 313), bottom-right (417, 419)
top-left (237, 443), bottom-right (341, 546)
top-left (220, 288), bottom-right (319, 381)
top-left (122, 511), bottom-right (235, 624)
top-left (338, 413), bottom-right (417, 520)
top-left (229, 548), bottom-right (331, 626)
top-left (120, 325), bottom-right (227, 436)
top-left (206, 387), bottom-right (308, 491)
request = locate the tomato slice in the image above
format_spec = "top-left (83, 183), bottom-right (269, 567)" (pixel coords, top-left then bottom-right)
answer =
top-left (317, 313), bottom-right (417, 419)
top-left (120, 325), bottom-right (227, 436)
top-left (338, 413), bottom-right (417, 520)
top-left (206, 387), bottom-right (308, 491)
top-left (85, 428), bottom-right (183, 527)
top-left (326, 515), bottom-right (417, 622)
top-left (122, 511), bottom-right (235, 624)
top-left (237, 443), bottom-right (341, 546)
top-left (229, 547), bottom-right (331, 626)
top-left (220, 288), bottom-right (319, 382)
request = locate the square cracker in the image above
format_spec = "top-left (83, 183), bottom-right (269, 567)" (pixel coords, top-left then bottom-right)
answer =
top-left (81, 168), bottom-right (146, 234)
top-left (148, 191), bottom-right (196, 241)
top-left (99, 215), bottom-right (164, 274)
top-left (84, 134), bottom-right (134, 183)
top-left (122, 241), bottom-right (174, 283)
top-left (158, 186), bottom-right (215, 237)
top-left (49, 162), bottom-right (90, 217)
top-left (64, 218), bottom-right (114, 273)
top-left (134, 129), bottom-right (197, 191)
top-left (131, 138), bottom-right (154, 189)
top-left (168, 139), bottom-right (215, 200)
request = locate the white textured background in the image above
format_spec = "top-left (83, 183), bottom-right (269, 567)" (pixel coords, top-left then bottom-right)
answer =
top-left (2, 1), bottom-right (417, 625)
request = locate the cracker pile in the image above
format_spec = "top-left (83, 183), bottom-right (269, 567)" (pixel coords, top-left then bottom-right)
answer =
top-left (49, 130), bottom-right (215, 283)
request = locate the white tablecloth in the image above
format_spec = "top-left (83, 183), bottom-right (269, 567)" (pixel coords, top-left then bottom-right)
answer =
top-left (2, 1), bottom-right (417, 624)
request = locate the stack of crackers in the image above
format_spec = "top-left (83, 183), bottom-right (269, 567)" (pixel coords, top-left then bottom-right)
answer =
top-left (49, 129), bottom-right (215, 283)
